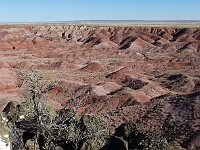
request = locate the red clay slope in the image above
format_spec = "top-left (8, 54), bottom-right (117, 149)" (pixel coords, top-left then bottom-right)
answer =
top-left (0, 24), bottom-right (200, 148)
top-left (0, 25), bottom-right (199, 110)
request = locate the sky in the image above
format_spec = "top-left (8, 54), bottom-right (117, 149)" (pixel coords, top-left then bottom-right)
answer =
top-left (0, 0), bottom-right (200, 22)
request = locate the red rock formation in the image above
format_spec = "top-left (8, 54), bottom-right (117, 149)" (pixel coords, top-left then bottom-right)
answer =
top-left (0, 24), bottom-right (199, 148)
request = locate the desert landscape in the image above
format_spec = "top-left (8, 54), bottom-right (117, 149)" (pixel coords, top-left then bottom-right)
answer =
top-left (0, 23), bottom-right (200, 149)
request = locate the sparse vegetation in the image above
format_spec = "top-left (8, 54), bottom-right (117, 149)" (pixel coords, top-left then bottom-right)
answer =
top-left (7, 70), bottom-right (109, 150)
top-left (0, 24), bottom-right (199, 150)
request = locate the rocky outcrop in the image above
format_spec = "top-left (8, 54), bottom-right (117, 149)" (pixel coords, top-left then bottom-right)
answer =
top-left (114, 122), bottom-right (172, 150)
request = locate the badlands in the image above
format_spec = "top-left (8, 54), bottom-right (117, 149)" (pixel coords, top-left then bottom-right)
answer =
top-left (0, 24), bottom-right (200, 149)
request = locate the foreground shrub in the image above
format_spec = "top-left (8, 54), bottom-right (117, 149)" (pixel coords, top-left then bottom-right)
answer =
top-left (7, 70), bottom-right (109, 150)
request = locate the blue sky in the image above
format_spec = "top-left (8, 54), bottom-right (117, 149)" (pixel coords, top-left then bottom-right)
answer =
top-left (0, 0), bottom-right (200, 22)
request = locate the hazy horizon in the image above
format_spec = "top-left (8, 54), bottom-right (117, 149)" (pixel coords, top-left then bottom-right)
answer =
top-left (1, 20), bottom-right (200, 24)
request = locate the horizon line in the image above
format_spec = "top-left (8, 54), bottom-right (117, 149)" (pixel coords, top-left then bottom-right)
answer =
top-left (1, 20), bottom-right (200, 25)
top-left (1, 19), bottom-right (200, 22)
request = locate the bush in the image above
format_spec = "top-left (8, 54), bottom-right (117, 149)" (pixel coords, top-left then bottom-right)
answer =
top-left (9, 70), bottom-right (109, 150)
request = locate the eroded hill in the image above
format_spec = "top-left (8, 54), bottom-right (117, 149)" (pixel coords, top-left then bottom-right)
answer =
top-left (0, 24), bottom-right (199, 149)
